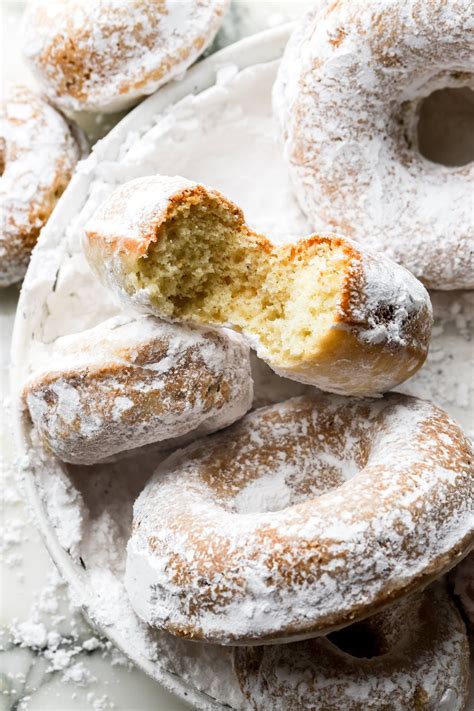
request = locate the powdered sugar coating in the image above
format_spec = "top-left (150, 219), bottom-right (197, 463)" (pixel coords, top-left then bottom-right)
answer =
top-left (267, 246), bottom-right (432, 393)
top-left (84, 174), bottom-right (196, 255)
top-left (234, 585), bottom-right (469, 711)
top-left (273, 0), bottom-right (474, 289)
top-left (125, 393), bottom-right (473, 644)
top-left (84, 174), bottom-right (433, 397)
top-left (22, 0), bottom-right (229, 113)
top-left (24, 313), bottom-right (253, 465)
top-left (0, 84), bottom-right (87, 287)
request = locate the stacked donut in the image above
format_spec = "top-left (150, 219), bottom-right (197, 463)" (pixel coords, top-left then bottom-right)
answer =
top-left (2, 0), bottom-right (229, 284)
top-left (18, 1), bottom-right (474, 710)
top-left (0, 84), bottom-right (87, 286)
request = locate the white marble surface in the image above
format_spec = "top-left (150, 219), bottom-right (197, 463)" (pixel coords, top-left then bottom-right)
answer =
top-left (0, 2), bottom-right (313, 710)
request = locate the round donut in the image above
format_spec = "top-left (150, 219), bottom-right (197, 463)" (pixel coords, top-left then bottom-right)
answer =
top-left (21, 0), bottom-right (229, 113)
top-left (0, 84), bottom-right (87, 287)
top-left (125, 393), bottom-right (473, 644)
top-left (234, 585), bottom-right (470, 711)
top-left (273, 0), bottom-right (474, 290)
top-left (23, 314), bottom-right (253, 465)
top-left (84, 175), bottom-right (433, 397)
top-left (451, 552), bottom-right (474, 631)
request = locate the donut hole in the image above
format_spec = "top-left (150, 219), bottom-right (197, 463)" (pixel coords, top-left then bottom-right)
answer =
top-left (231, 459), bottom-right (358, 514)
top-left (135, 194), bottom-right (350, 368)
top-left (417, 87), bottom-right (474, 167)
top-left (327, 595), bottom-right (416, 659)
top-left (200, 402), bottom-right (369, 515)
top-left (327, 620), bottom-right (390, 659)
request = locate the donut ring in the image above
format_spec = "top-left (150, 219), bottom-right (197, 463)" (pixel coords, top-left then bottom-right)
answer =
top-left (23, 314), bottom-right (252, 465)
top-left (125, 393), bottom-right (473, 644)
top-left (22, 0), bottom-right (229, 113)
top-left (234, 585), bottom-right (470, 710)
top-left (0, 84), bottom-right (87, 287)
top-left (84, 175), bottom-right (433, 397)
top-left (273, 0), bottom-right (474, 289)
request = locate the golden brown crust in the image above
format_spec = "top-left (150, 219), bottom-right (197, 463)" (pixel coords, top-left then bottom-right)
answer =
top-left (23, 315), bottom-right (252, 465)
top-left (22, 0), bottom-right (229, 112)
top-left (0, 84), bottom-right (86, 287)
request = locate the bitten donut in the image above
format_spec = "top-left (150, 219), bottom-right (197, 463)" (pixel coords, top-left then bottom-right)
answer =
top-left (84, 175), bottom-right (432, 397)
top-left (451, 552), bottom-right (474, 630)
top-left (234, 585), bottom-right (470, 710)
top-left (0, 84), bottom-right (87, 287)
top-left (273, 0), bottom-right (474, 290)
top-left (21, 0), bottom-right (229, 113)
top-left (23, 314), bottom-right (252, 465)
top-left (125, 393), bottom-right (473, 644)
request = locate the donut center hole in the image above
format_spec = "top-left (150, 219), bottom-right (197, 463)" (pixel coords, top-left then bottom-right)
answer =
top-left (417, 87), bottom-right (474, 166)
top-left (202, 404), bottom-right (372, 516)
top-left (327, 620), bottom-right (389, 659)
top-left (231, 444), bottom-right (362, 515)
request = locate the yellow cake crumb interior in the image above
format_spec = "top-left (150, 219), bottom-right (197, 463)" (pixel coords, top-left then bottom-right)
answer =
top-left (135, 195), bottom-right (349, 365)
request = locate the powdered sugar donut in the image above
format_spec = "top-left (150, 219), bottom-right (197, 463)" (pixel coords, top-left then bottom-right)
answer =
top-left (23, 314), bottom-right (253, 465)
top-left (234, 585), bottom-right (469, 710)
top-left (0, 84), bottom-right (87, 287)
top-left (273, 0), bottom-right (474, 290)
top-left (21, 0), bottom-right (229, 113)
top-left (84, 175), bottom-right (433, 397)
top-left (125, 393), bottom-right (473, 644)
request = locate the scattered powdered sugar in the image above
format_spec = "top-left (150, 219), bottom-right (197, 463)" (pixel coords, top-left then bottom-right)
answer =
top-left (112, 60), bottom-right (310, 242)
top-left (1, 399), bottom-right (128, 709)
top-left (20, 437), bottom-right (243, 708)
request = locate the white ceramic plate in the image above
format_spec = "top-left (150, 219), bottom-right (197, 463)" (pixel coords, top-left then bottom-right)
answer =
top-left (10, 21), bottom-right (474, 710)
